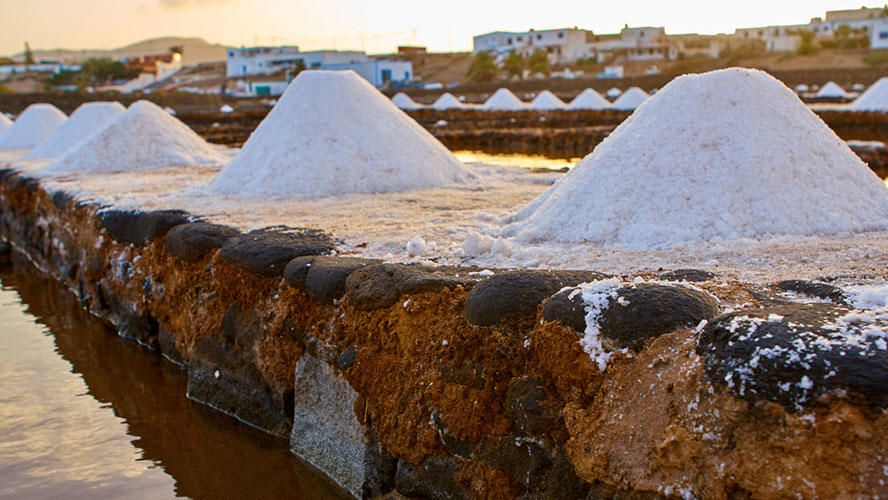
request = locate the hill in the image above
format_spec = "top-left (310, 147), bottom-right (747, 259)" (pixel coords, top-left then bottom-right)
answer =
top-left (11, 37), bottom-right (229, 66)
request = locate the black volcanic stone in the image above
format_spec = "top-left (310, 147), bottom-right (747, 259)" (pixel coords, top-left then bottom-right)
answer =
top-left (99, 209), bottom-right (190, 246)
top-left (697, 303), bottom-right (888, 411)
top-left (284, 255), bottom-right (381, 303)
top-left (657, 269), bottom-right (717, 282)
top-left (465, 270), bottom-right (607, 327)
top-left (219, 226), bottom-right (336, 277)
top-left (774, 279), bottom-right (849, 305)
top-left (507, 377), bottom-right (559, 434)
top-left (395, 456), bottom-right (469, 500)
top-left (345, 263), bottom-right (482, 311)
top-left (478, 433), bottom-right (552, 488)
top-left (221, 303), bottom-right (262, 351)
top-left (336, 345), bottom-right (357, 369)
top-left (51, 190), bottom-right (76, 211)
top-left (166, 222), bottom-right (239, 263)
top-left (542, 288), bottom-right (586, 332)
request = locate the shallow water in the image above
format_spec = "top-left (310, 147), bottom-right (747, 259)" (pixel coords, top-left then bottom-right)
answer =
top-left (0, 259), bottom-right (349, 500)
top-left (453, 150), bottom-right (580, 170)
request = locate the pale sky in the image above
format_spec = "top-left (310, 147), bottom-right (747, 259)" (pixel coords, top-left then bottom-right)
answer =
top-left (0, 0), bottom-right (881, 57)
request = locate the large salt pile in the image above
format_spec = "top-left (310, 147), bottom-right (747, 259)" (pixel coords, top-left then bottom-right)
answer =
top-left (503, 68), bottom-right (888, 249)
top-left (0, 104), bottom-right (67, 150)
top-left (567, 88), bottom-right (612, 110)
top-left (528, 90), bottom-right (566, 110)
top-left (611, 87), bottom-right (650, 110)
top-left (209, 70), bottom-right (469, 197)
top-left (482, 88), bottom-right (526, 111)
top-left (849, 77), bottom-right (888, 111)
top-left (44, 100), bottom-right (227, 174)
top-left (432, 92), bottom-right (464, 110)
top-left (816, 81), bottom-right (848, 99)
top-left (24, 101), bottom-right (125, 159)
top-left (392, 92), bottom-right (421, 110)
top-left (0, 113), bottom-right (12, 134)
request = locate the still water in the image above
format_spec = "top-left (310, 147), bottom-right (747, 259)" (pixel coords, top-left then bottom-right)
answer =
top-left (0, 261), bottom-right (349, 500)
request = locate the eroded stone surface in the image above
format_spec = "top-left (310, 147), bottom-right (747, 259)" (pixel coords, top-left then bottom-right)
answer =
top-left (345, 263), bottom-right (481, 310)
top-left (165, 222), bottom-right (239, 263)
top-left (99, 209), bottom-right (190, 246)
top-left (219, 226), bottom-right (336, 277)
top-left (285, 255), bottom-right (380, 303)
top-left (774, 279), bottom-right (849, 305)
top-left (657, 269), bottom-right (717, 282)
top-left (395, 456), bottom-right (469, 500)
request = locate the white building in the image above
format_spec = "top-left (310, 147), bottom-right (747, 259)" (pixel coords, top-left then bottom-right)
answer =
top-left (735, 6), bottom-right (888, 52)
top-left (321, 60), bottom-right (413, 87)
top-left (225, 46), bottom-right (370, 78)
top-left (0, 62), bottom-right (81, 76)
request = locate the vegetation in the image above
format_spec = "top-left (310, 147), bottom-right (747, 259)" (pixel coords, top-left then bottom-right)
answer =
top-left (466, 52), bottom-right (497, 83)
top-left (863, 50), bottom-right (888, 65)
top-left (528, 50), bottom-right (550, 76)
top-left (796, 30), bottom-right (819, 56)
top-left (47, 69), bottom-right (79, 87)
top-left (79, 57), bottom-right (139, 85)
top-left (503, 52), bottom-right (525, 79)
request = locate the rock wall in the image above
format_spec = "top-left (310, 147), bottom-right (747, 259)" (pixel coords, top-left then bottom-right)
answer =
top-left (1, 168), bottom-right (886, 499)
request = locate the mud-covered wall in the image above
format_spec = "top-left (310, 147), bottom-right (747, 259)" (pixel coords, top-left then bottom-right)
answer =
top-left (0, 169), bottom-right (886, 500)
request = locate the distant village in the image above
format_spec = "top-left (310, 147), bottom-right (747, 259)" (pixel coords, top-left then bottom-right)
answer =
top-left (1, 5), bottom-right (888, 96)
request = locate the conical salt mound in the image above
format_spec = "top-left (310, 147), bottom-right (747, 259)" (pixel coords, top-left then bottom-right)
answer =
top-left (482, 88), bottom-right (526, 111)
top-left (816, 81), bottom-right (848, 98)
top-left (0, 113), bottom-right (12, 134)
top-left (392, 92), bottom-right (421, 110)
top-left (612, 87), bottom-right (650, 110)
top-left (432, 92), bottom-right (464, 110)
top-left (0, 104), bottom-right (67, 150)
top-left (504, 68), bottom-right (888, 249)
top-left (24, 101), bottom-right (125, 159)
top-left (606, 87), bottom-right (622, 98)
top-left (44, 100), bottom-right (227, 174)
top-left (528, 90), bottom-right (566, 110)
top-left (209, 70), bottom-right (469, 197)
top-left (567, 88), bottom-right (612, 110)
top-left (849, 77), bottom-right (888, 111)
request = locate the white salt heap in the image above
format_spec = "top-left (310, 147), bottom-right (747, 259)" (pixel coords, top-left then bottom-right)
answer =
top-left (606, 87), bottom-right (622, 98)
top-left (0, 113), bottom-right (12, 134)
top-left (482, 88), bottom-right (526, 111)
top-left (392, 92), bottom-right (421, 110)
top-left (0, 104), bottom-right (67, 150)
top-left (567, 88), bottom-right (612, 110)
top-left (849, 77), bottom-right (888, 111)
top-left (24, 101), bottom-right (125, 159)
top-left (432, 92), bottom-right (464, 110)
top-left (815, 81), bottom-right (848, 99)
top-left (528, 90), bottom-right (566, 110)
top-left (209, 70), bottom-right (470, 197)
top-left (611, 87), bottom-right (650, 110)
top-left (44, 100), bottom-right (227, 174)
top-left (503, 68), bottom-right (888, 249)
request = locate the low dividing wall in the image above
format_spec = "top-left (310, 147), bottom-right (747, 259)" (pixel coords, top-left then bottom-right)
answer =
top-left (1, 168), bottom-right (886, 499)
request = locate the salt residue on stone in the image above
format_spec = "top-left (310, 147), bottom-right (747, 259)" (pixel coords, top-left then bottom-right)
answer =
top-left (576, 278), bottom-right (621, 371)
top-left (0, 104), bottom-right (67, 150)
top-left (44, 100), bottom-right (227, 174)
top-left (24, 101), bottom-right (125, 159)
top-left (849, 77), bottom-right (888, 111)
top-left (432, 93), bottom-right (464, 110)
top-left (0, 113), bottom-right (12, 133)
top-left (815, 81), bottom-right (848, 99)
top-left (503, 68), bottom-right (888, 249)
top-left (392, 92), bottom-right (421, 110)
top-left (528, 90), bottom-right (566, 110)
top-left (482, 88), bottom-right (526, 111)
top-left (611, 87), bottom-right (650, 110)
top-left (209, 70), bottom-right (470, 197)
top-left (567, 88), bottom-right (612, 110)
top-left (844, 282), bottom-right (888, 309)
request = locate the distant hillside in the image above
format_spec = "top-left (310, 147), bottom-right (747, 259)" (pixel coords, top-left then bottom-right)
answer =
top-left (11, 37), bottom-right (230, 66)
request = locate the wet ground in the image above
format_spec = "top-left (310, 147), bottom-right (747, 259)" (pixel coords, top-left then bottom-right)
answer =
top-left (0, 257), bottom-right (350, 500)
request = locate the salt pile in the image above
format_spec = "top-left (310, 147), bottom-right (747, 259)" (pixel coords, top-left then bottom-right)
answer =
top-left (392, 92), bottom-right (421, 110)
top-left (432, 92), bottom-right (464, 110)
top-left (849, 77), bottom-right (888, 111)
top-left (795, 84), bottom-right (810, 93)
top-left (44, 100), bottom-right (227, 174)
top-left (816, 81), bottom-right (848, 99)
top-left (210, 70), bottom-right (469, 197)
top-left (0, 104), bottom-right (67, 150)
top-left (528, 90), bottom-right (566, 110)
top-left (503, 68), bottom-right (888, 249)
top-left (24, 101), bottom-right (125, 159)
top-left (482, 88), bottom-right (526, 111)
top-left (606, 87), bottom-right (622, 98)
top-left (0, 113), bottom-right (12, 134)
top-left (567, 88), bottom-right (612, 110)
top-left (611, 87), bottom-right (650, 110)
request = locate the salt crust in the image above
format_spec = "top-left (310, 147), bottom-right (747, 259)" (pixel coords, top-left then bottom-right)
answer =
top-left (849, 77), bottom-right (888, 111)
top-left (528, 91), bottom-right (566, 110)
top-left (43, 100), bottom-right (227, 174)
top-left (503, 68), bottom-right (888, 249)
top-left (611, 87), bottom-right (650, 110)
top-left (432, 93), bottom-right (464, 110)
top-left (482, 88), bottom-right (526, 111)
top-left (391, 92), bottom-right (420, 110)
top-left (24, 102), bottom-right (125, 159)
top-left (567, 88), bottom-right (612, 110)
top-left (0, 104), bottom-right (67, 150)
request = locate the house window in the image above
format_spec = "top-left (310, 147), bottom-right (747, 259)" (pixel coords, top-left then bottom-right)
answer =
top-left (537, 34), bottom-right (542, 40)
top-left (880, 31), bottom-right (888, 39)
top-left (558, 32), bottom-right (564, 38)
top-left (507, 37), bottom-right (512, 44)
top-left (517, 36), bottom-right (522, 41)
top-left (381, 69), bottom-right (392, 84)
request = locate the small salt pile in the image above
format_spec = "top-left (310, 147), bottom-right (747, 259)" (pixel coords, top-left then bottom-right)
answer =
top-left (611, 87), bottom-right (650, 110)
top-left (220, 104), bottom-right (234, 113)
top-left (24, 101), bottom-right (125, 159)
top-left (482, 88), bottom-right (526, 111)
top-left (44, 100), bottom-right (227, 174)
top-left (795, 84), bottom-right (810, 93)
top-left (0, 113), bottom-right (12, 134)
top-left (392, 92), bottom-right (421, 110)
top-left (849, 77), bottom-right (888, 111)
top-left (567, 88), bottom-right (612, 110)
top-left (210, 70), bottom-right (469, 197)
top-left (503, 68), bottom-right (888, 249)
top-left (528, 90), bottom-right (566, 110)
top-left (606, 87), bottom-right (622, 98)
top-left (432, 92), bottom-right (464, 110)
top-left (0, 104), bottom-right (67, 150)
top-left (815, 81), bottom-right (848, 99)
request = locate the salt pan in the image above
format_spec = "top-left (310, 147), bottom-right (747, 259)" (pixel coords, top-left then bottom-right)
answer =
top-left (0, 104), bottom-right (67, 150)
top-left (24, 101), bottom-right (125, 159)
top-left (482, 88), bottom-right (526, 111)
top-left (567, 88), bottom-right (612, 110)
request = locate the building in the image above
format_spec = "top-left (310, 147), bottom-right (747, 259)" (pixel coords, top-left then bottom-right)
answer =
top-left (734, 6), bottom-right (888, 52)
top-left (322, 60), bottom-right (412, 87)
top-left (0, 61), bottom-right (81, 76)
top-left (225, 46), bottom-right (369, 78)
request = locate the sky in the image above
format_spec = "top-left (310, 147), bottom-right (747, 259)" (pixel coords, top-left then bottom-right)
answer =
top-left (0, 0), bottom-right (882, 57)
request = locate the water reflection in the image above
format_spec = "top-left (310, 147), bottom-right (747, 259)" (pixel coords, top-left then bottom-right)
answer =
top-left (0, 259), bottom-right (350, 500)
top-left (454, 150), bottom-right (579, 170)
